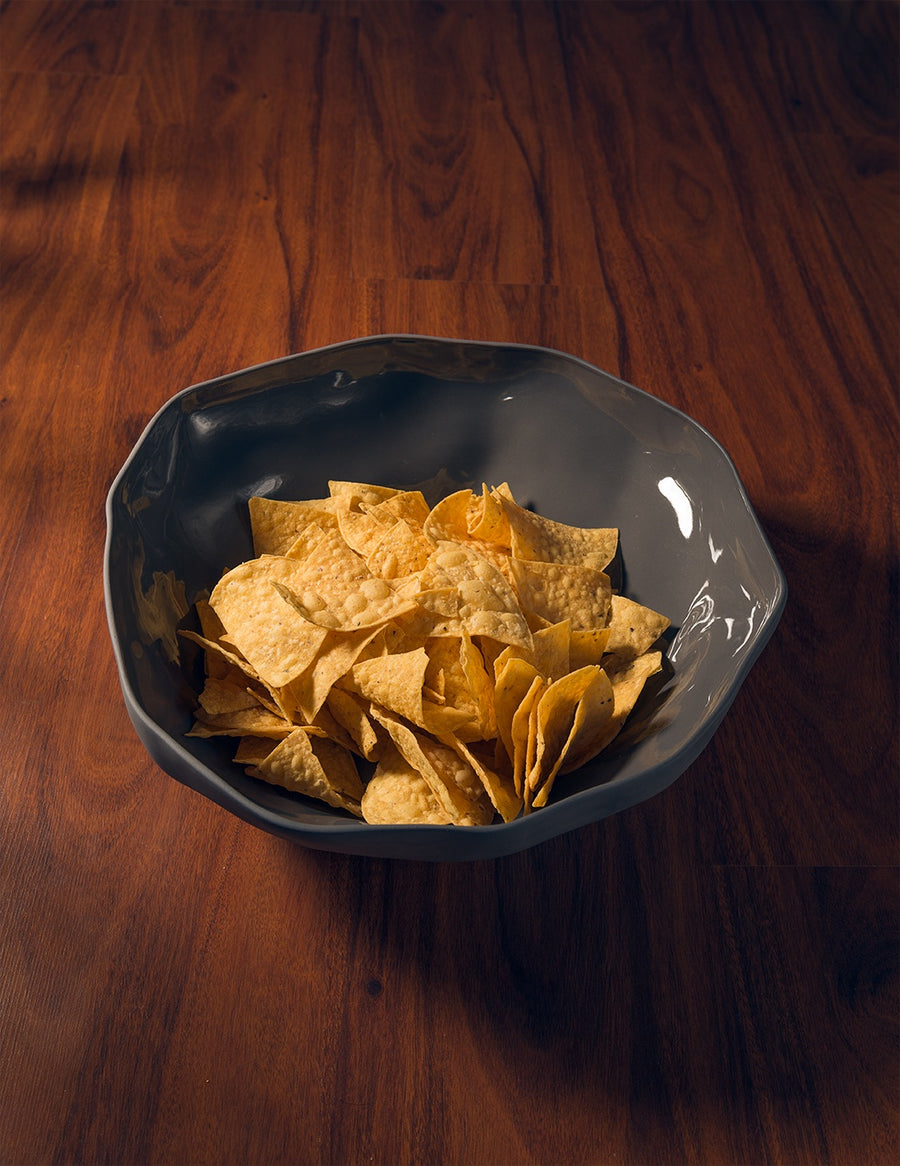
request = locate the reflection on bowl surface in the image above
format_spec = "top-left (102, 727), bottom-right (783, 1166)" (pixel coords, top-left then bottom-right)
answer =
top-left (104, 335), bottom-right (786, 860)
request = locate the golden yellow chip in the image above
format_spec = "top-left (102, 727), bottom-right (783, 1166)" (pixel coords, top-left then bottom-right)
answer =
top-left (528, 666), bottom-right (615, 810)
top-left (367, 706), bottom-right (492, 824)
top-left (323, 688), bottom-right (382, 761)
top-left (365, 518), bottom-right (434, 579)
top-left (422, 488), bottom-right (476, 543)
top-left (309, 702), bottom-right (362, 755)
top-left (418, 734), bottom-right (493, 824)
top-left (458, 630), bottom-right (497, 739)
top-left (511, 674), bottom-right (546, 798)
top-left (197, 673), bottom-right (259, 716)
top-left (416, 542), bottom-right (533, 649)
top-left (510, 556), bottom-right (612, 631)
top-left (361, 753), bottom-right (454, 825)
top-left (568, 626), bottom-right (612, 670)
top-left (605, 595), bottom-right (670, 658)
top-left (493, 655), bottom-right (540, 766)
top-left (333, 492), bottom-right (392, 558)
top-left (529, 620), bottom-right (572, 682)
top-left (209, 557), bottom-right (331, 686)
top-left (187, 706), bottom-right (295, 740)
top-left (561, 651), bottom-right (663, 773)
top-left (251, 728), bottom-right (364, 816)
top-left (367, 489), bottom-right (430, 528)
top-left (445, 736), bottom-right (522, 823)
top-left (248, 495), bottom-right (335, 556)
top-left (420, 699), bottom-right (480, 739)
top-left (501, 495), bottom-right (618, 571)
top-left (287, 626), bottom-right (381, 722)
top-left (341, 646), bottom-right (430, 728)
top-left (233, 735), bottom-right (279, 766)
top-left (275, 523), bottom-right (420, 631)
top-left (467, 483), bottom-right (511, 545)
top-left (526, 666), bottom-right (606, 804)
top-left (425, 637), bottom-right (474, 712)
top-left (328, 480), bottom-right (400, 507)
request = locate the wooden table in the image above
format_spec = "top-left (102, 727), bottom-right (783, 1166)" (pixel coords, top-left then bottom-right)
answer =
top-left (2, 2), bottom-right (897, 1163)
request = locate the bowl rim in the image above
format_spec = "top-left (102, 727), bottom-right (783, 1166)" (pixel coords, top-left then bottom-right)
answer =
top-left (104, 333), bottom-right (788, 859)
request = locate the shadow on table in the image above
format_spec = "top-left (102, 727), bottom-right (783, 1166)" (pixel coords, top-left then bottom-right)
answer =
top-left (278, 496), bottom-right (898, 1151)
top-left (290, 825), bottom-right (897, 1153)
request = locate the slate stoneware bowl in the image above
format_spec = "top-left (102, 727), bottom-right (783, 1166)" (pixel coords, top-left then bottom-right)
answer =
top-left (104, 335), bottom-right (786, 861)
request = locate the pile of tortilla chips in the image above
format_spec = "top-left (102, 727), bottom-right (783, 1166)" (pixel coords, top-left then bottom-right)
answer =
top-left (183, 481), bottom-right (669, 826)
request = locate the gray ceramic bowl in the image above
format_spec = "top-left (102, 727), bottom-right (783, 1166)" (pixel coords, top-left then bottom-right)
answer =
top-left (104, 335), bottom-right (786, 860)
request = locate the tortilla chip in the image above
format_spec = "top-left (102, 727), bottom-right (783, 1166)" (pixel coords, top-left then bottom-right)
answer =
top-left (605, 595), bottom-right (670, 658)
top-left (510, 557), bottom-right (612, 631)
top-left (324, 688), bottom-right (383, 761)
top-left (342, 647), bottom-right (430, 729)
top-left (233, 735), bottom-right (279, 766)
top-left (568, 627), bottom-right (612, 670)
top-left (561, 651), bottom-right (663, 772)
top-left (445, 736), bottom-right (522, 823)
top-left (286, 625), bottom-right (381, 722)
top-left (187, 706), bottom-right (294, 740)
top-left (493, 656), bottom-right (541, 760)
top-left (367, 706), bottom-right (492, 824)
top-left (248, 495), bottom-right (335, 556)
top-left (467, 483), bottom-right (511, 545)
top-left (529, 666), bottom-right (614, 809)
top-left (510, 674), bottom-right (546, 798)
top-left (416, 542), bottom-right (533, 649)
top-left (501, 496), bottom-right (618, 571)
top-left (361, 752), bottom-right (455, 825)
top-left (423, 488), bottom-right (476, 543)
top-left (273, 523), bottom-right (420, 630)
top-left (209, 558), bottom-right (331, 686)
top-left (251, 728), bottom-right (364, 816)
top-left (366, 518), bottom-right (434, 579)
top-left (367, 490), bottom-right (431, 528)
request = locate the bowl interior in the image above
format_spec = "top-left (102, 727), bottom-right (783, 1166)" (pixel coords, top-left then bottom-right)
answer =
top-left (105, 336), bottom-right (785, 858)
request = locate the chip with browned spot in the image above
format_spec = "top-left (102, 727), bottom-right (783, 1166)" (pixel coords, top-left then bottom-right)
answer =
top-left (248, 495), bottom-right (336, 556)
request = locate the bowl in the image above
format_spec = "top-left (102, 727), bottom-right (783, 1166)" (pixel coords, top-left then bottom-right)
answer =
top-left (104, 335), bottom-right (786, 860)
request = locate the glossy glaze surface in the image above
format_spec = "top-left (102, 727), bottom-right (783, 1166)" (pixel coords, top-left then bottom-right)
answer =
top-left (105, 336), bottom-right (786, 859)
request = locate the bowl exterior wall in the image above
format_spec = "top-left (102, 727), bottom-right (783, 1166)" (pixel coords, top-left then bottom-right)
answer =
top-left (105, 336), bottom-right (786, 859)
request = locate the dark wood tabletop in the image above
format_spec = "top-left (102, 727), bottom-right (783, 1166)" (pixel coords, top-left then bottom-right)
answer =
top-left (2, 2), bottom-right (897, 1163)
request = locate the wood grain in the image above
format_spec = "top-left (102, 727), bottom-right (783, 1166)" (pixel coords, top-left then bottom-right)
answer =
top-left (1, 2), bottom-right (897, 1164)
